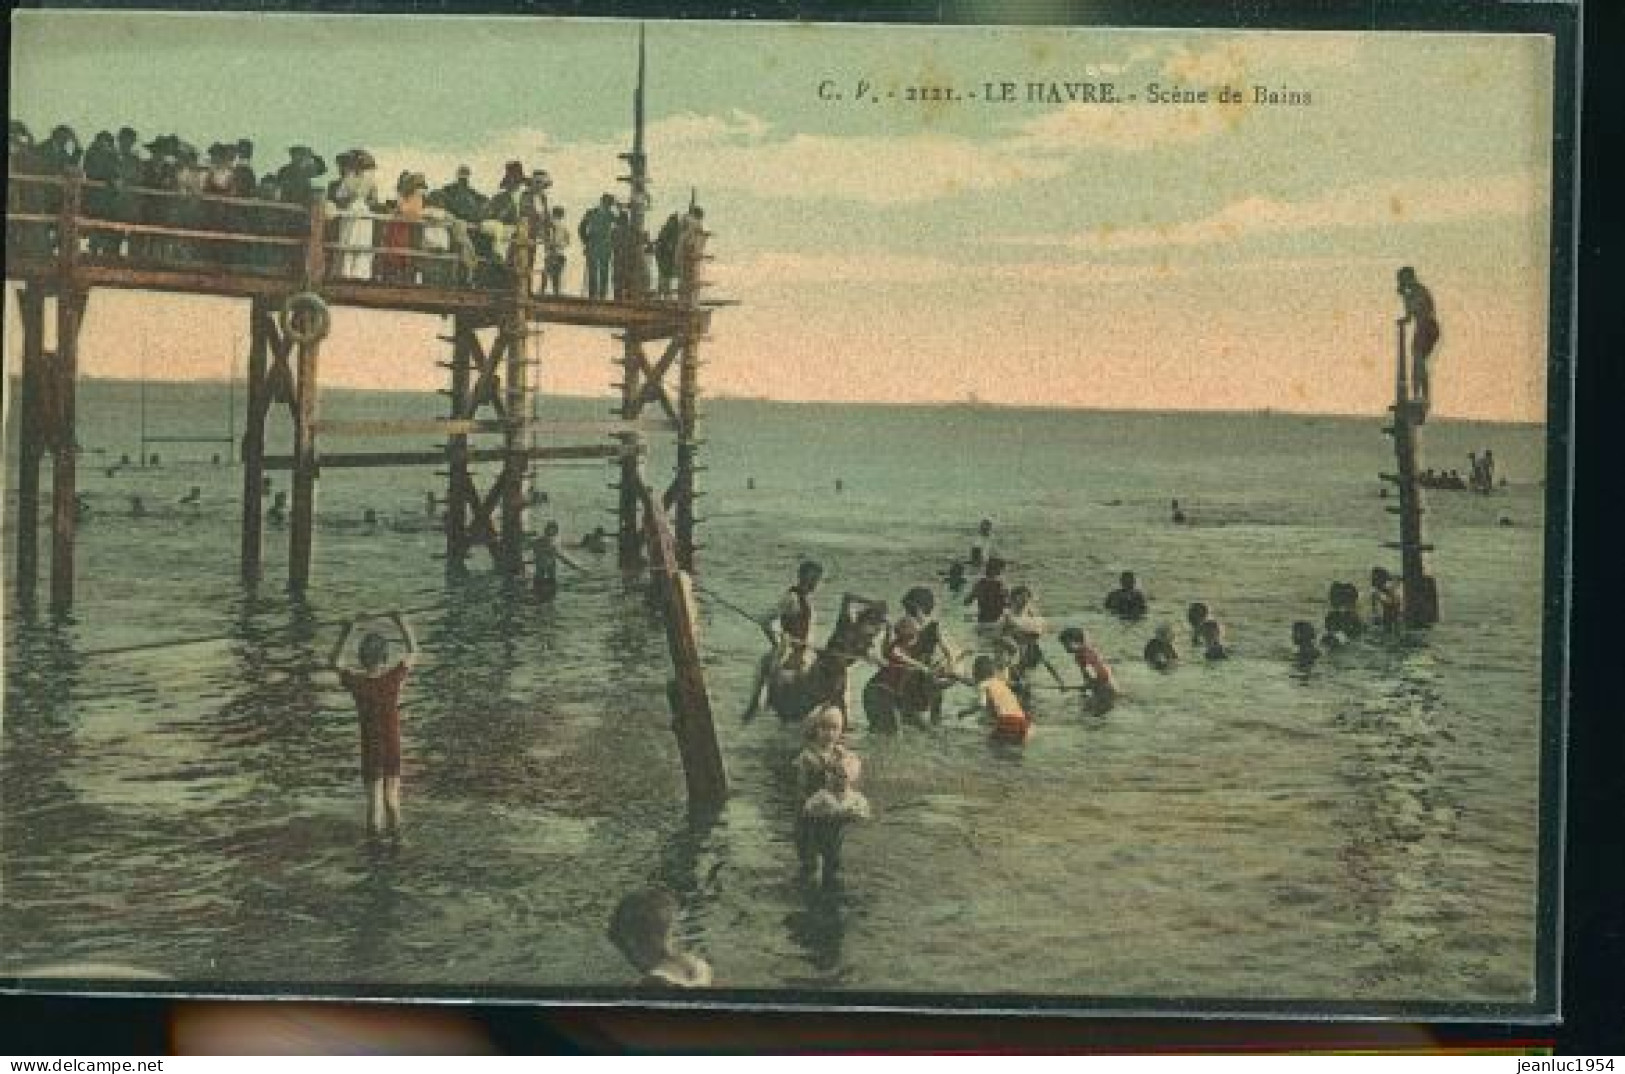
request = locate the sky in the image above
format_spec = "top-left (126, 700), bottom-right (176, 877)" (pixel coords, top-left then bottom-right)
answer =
top-left (7, 12), bottom-right (1557, 420)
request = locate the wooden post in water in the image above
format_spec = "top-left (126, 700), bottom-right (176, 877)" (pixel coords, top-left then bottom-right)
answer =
top-left (444, 317), bottom-right (475, 566)
top-left (1385, 319), bottom-right (1440, 627)
top-left (500, 237), bottom-right (534, 574)
top-left (13, 285), bottom-right (47, 608)
top-left (47, 173), bottom-right (86, 611)
top-left (638, 473), bottom-right (727, 809)
top-left (616, 336), bottom-right (645, 572)
top-left (239, 299), bottom-right (271, 583)
top-left (288, 196), bottom-right (327, 592)
top-left (673, 225), bottom-right (709, 573)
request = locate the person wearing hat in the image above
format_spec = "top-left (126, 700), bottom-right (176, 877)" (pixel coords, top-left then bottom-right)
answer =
top-left (675, 204), bottom-right (708, 298)
top-left (230, 139), bottom-right (257, 197)
top-left (435, 165), bottom-right (486, 224)
top-left (377, 170), bottom-right (429, 285)
top-left (275, 145), bottom-right (327, 206)
top-left (200, 143), bottom-right (244, 267)
top-left (331, 149), bottom-right (381, 281)
top-left (578, 193), bottom-right (618, 300)
top-left (542, 204), bottom-right (571, 296)
top-left (82, 131), bottom-right (122, 256)
top-left (8, 121), bottom-right (53, 257)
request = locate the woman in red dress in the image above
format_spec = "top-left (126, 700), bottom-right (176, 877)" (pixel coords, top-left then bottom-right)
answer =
top-left (377, 171), bottom-right (428, 285)
top-left (328, 611), bottom-right (418, 839)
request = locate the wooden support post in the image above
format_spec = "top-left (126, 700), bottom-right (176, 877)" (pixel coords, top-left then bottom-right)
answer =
top-left (288, 336), bottom-right (321, 592)
top-left (304, 194), bottom-right (327, 286)
top-left (49, 285), bottom-right (85, 613)
top-left (638, 478), bottom-right (727, 808)
top-left (445, 316), bottom-right (475, 565)
top-left (500, 244), bottom-right (533, 574)
top-left (239, 299), bottom-right (271, 583)
top-left (617, 338), bottom-right (645, 572)
top-left (674, 322), bottom-right (701, 573)
top-left (12, 286), bottom-right (47, 608)
top-left (1389, 320), bottom-right (1439, 627)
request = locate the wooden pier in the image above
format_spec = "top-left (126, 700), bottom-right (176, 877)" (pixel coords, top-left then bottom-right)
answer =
top-left (6, 39), bottom-right (729, 804)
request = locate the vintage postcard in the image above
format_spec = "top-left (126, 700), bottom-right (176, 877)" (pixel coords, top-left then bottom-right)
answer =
top-left (3, 7), bottom-right (1573, 1017)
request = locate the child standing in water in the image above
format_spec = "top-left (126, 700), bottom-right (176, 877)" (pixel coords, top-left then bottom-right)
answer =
top-left (1059, 627), bottom-right (1117, 715)
top-left (607, 887), bottom-right (713, 988)
top-left (965, 556), bottom-right (1010, 632)
top-left (329, 612), bottom-right (417, 840)
top-left (793, 704), bottom-right (866, 887)
top-left (531, 520), bottom-right (583, 602)
top-left (964, 654), bottom-right (1032, 745)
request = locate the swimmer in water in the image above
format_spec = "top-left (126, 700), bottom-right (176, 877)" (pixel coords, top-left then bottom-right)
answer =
top-left (1186, 601), bottom-right (1211, 645)
top-left (1292, 620), bottom-right (1322, 666)
top-left (1171, 499), bottom-right (1187, 524)
top-left (1143, 624), bottom-right (1179, 671)
top-left (1197, 618), bottom-right (1229, 661)
top-left (1105, 571), bottom-right (1149, 621)
top-left (943, 561), bottom-right (968, 596)
top-left (965, 556), bottom-right (1009, 629)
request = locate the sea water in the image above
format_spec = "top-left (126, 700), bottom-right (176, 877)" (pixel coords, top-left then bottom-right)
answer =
top-left (1, 382), bottom-right (1550, 1003)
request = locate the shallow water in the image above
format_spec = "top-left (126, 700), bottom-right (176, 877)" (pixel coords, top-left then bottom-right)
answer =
top-left (2, 385), bottom-right (1549, 1006)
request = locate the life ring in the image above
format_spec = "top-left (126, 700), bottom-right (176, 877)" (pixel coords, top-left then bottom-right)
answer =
top-left (280, 292), bottom-right (331, 345)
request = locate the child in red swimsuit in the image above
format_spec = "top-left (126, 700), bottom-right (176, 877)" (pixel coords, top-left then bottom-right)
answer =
top-left (329, 611), bottom-right (418, 839)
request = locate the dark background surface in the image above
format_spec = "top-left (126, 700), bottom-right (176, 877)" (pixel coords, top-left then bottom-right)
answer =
top-left (2, 0), bottom-right (1617, 1054)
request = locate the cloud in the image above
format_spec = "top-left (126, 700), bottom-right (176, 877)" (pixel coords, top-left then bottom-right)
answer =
top-left (1000, 173), bottom-right (1549, 252)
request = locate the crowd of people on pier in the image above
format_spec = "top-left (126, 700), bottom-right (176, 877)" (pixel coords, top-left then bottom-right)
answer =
top-left (7, 120), bottom-right (708, 299)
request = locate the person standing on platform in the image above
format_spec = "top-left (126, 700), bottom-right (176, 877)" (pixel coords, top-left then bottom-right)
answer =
top-left (81, 131), bottom-right (121, 257)
top-left (676, 205), bottom-right (707, 297)
top-left (331, 149), bottom-right (381, 281)
top-left (1396, 266), bottom-right (1439, 418)
top-left (542, 205), bottom-right (570, 296)
top-left (579, 193), bottom-right (618, 300)
top-left (437, 165), bottom-right (487, 224)
top-left (274, 145), bottom-right (327, 207)
top-left (329, 612), bottom-right (418, 840)
top-left (655, 210), bottom-right (682, 299)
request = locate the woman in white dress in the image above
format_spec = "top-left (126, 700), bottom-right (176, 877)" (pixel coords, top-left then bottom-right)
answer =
top-left (331, 149), bottom-right (380, 281)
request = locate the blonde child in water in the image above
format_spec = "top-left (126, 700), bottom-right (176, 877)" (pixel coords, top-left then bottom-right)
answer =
top-left (793, 704), bottom-right (868, 887)
top-left (607, 886), bottom-right (712, 988)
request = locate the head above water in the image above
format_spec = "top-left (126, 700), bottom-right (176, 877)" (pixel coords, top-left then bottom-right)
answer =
top-left (902, 586), bottom-right (935, 617)
top-left (1186, 602), bottom-right (1210, 628)
top-left (1119, 571), bottom-right (1138, 590)
top-left (1009, 585), bottom-right (1032, 608)
top-left (1058, 626), bottom-right (1086, 650)
top-left (978, 518), bottom-right (993, 536)
top-left (796, 561), bottom-right (823, 588)
top-left (804, 704), bottom-right (844, 742)
top-left (607, 887), bottom-right (679, 973)
top-left (1371, 566), bottom-right (1393, 588)
top-left (1292, 620), bottom-right (1318, 646)
top-left (358, 632), bottom-right (389, 669)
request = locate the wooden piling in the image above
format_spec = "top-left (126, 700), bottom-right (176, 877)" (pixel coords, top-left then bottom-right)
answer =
top-left (445, 316), bottom-right (475, 565)
top-left (638, 475), bottom-right (727, 808)
top-left (617, 337), bottom-right (645, 572)
top-left (13, 285), bottom-right (47, 607)
top-left (288, 336), bottom-right (321, 592)
top-left (50, 294), bottom-right (84, 613)
top-left (239, 299), bottom-right (271, 583)
top-left (1388, 320), bottom-right (1440, 627)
